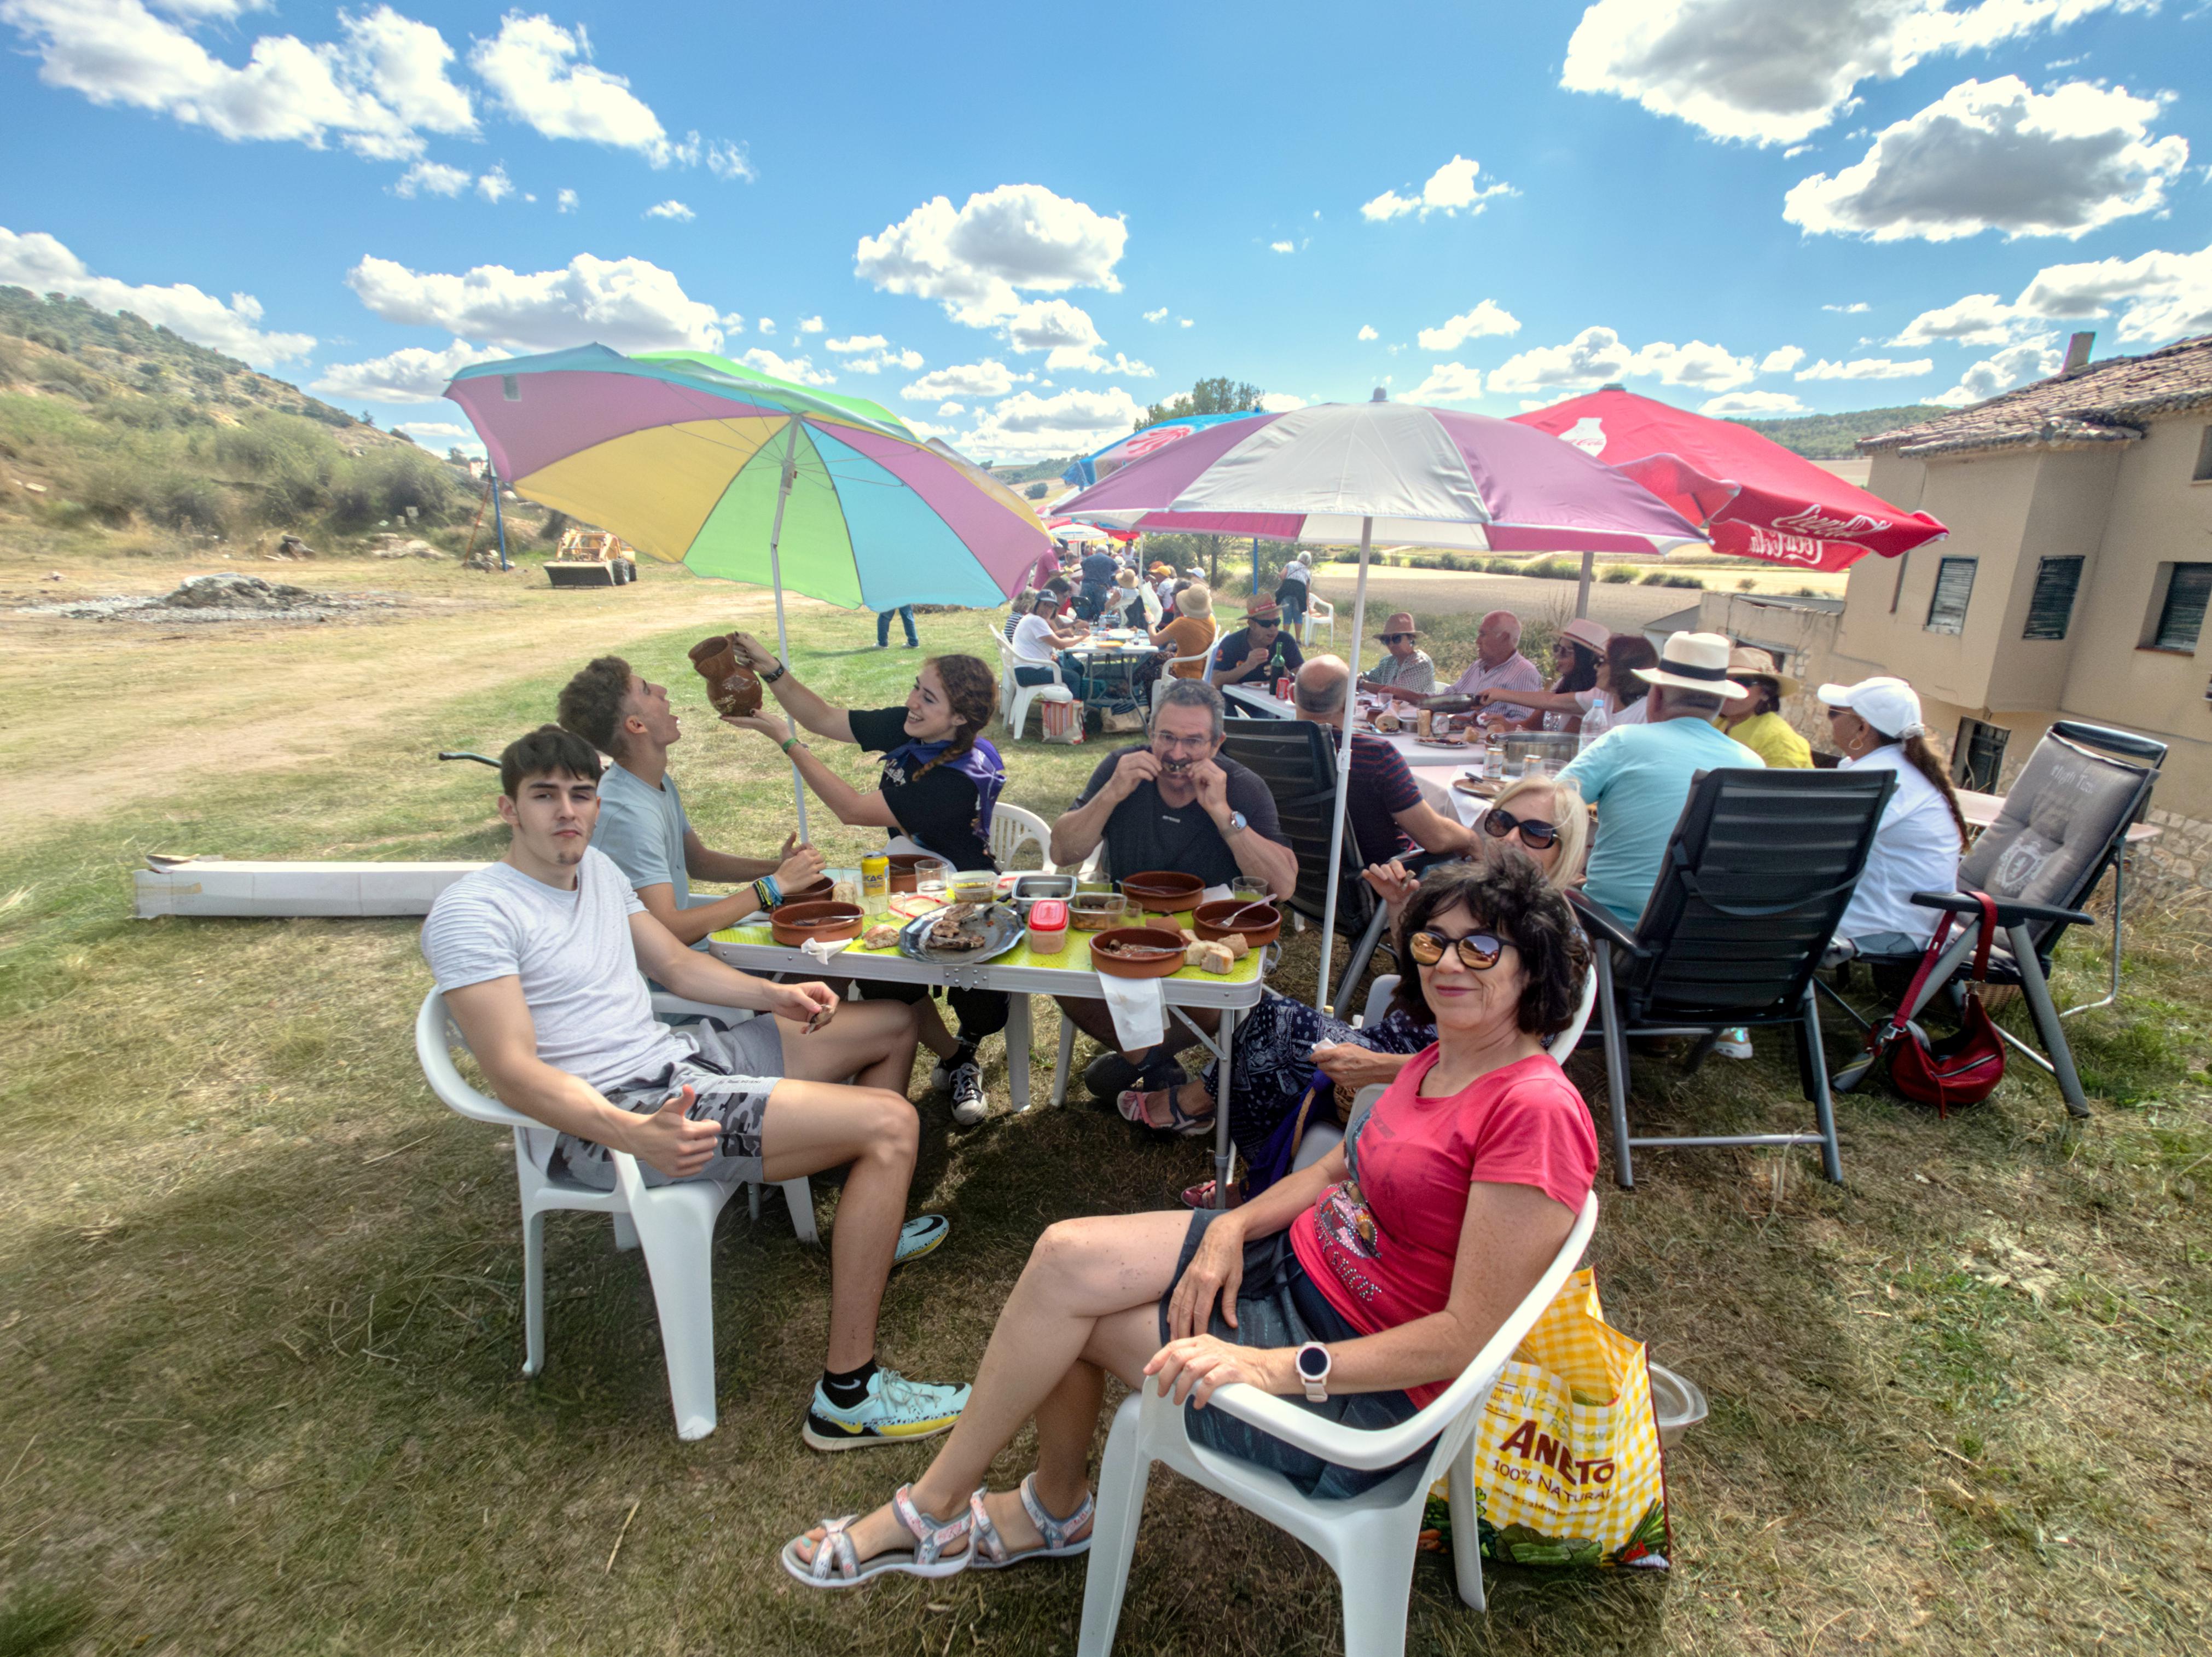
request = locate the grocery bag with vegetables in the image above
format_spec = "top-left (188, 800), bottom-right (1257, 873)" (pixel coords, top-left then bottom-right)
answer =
top-left (1418, 1268), bottom-right (1670, 1573)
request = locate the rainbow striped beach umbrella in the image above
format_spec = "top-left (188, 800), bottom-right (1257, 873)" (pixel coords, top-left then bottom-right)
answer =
top-left (444, 344), bottom-right (1049, 609)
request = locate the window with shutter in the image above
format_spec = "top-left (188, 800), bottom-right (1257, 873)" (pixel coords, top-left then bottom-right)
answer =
top-left (1925, 557), bottom-right (1976, 634)
top-left (2153, 563), bottom-right (2212, 653)
top-left (2023, 557), bottom-right (2084, 641)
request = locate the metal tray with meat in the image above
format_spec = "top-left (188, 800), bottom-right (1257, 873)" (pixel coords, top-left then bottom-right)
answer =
top-left (895, 900), bottom-right (1025, 966)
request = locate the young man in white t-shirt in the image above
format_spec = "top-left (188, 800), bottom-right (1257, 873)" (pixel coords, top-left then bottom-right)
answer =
top-left (422, 726), bottom-right (968, 1451)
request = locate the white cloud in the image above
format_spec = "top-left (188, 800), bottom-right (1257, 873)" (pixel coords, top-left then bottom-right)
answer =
top-left (1822, 302), bottom-right (1871, 312)
top-left (855, 183), bottom-right (1127, 327)
top-left (1485, 325), bottom-right (1758, 394)
top-left (739, 347), bottom-right (834, 386)
top-left (826, 334), bottom-right (885, 353)
top-left (1143, 306), bottom-right (1168, 322)
top-left (1, 0), bottom-right (428, 159)
top-left (1795, 355), bottom-right (1934, 380)
top-left (963, 386), bottom-right (1148, 464)
top-left (1406, 363), bottom-right (1485, 403)
top-left (341, 5), bottom-right (473, 135)
top-left (556, 187), bottom-right (578, 213)
top-left (1257, 392), bottom-right (1306, 412)
top-left (704, 138), bottom-right (754, 182)
top-left (1700, 389), bottom-right (1810, 417)
top-left (937, 401), bottom-right (965, 415)
top-left (1784, 77), bottom-right (2189, 242)
top-left (469, 12), bottom-right (670, 160)
top-left (1758, 345), bottom-right (1805, 373)
top-left (1930, 339), bottom-right (2065, 405)
top-left (1000, 297), bottom-right (1104, 368)
top-left (313, 337), bottom-right (504, 403)
top-left (1270, 240), bottom-right (1294, 253)
top-left (1054, 351), bottom-right (1157, 378)
top-left (902, 360), bottom-right (1023, 401)
top-left (397, 420), bottom-right (469, 438)
top-left (839, 347), bottom-right (926, 374)
top-left (2012, 239), bottom-right (2212, 343)
top-left (0, 225), bottom-right (313, 365)
top-left (1357, 324), bottom-right (1379, 341)
top-left (1177, 317), bottom-right (1193, 328)
top-left (757, 317), bottom-right (775, 334)
top-left (475, 164), bottom-right (514, 204)
top-left (1360, 154), bottom-right (1513, 221)
top-left (345, 252), bottom-right (726, 352)
top-left (393, 160), bottom-right (471, 198)
top-left (643, 199), bottom-right (694, 221)
top-left (1415, 299), bottom-right (1520, 352)
top-left (1561, 0), bottom-right (2140, 147)
top-left (798, 315), bottom-right (823, 333)
top-left (1890, 292), bottom-right (2021, 347)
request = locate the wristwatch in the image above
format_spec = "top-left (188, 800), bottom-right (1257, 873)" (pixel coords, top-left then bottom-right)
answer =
top-left (760, 660), bottom-right (787, 683)
top-left (1223, 809), bottom-right (1248, 837)
top-left (1295, 1341), bottom-right (1332, 1403)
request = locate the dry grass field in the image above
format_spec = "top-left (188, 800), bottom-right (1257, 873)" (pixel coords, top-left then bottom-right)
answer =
top-left (0, 541), bottom-right (2206, 1656)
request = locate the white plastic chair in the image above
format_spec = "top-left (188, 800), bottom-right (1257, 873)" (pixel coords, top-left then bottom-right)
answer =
top-left (1078, 1190), bottom-right (1596, 1655)
top-left (1149, 633), bottom-right (1218, 714)
top-left (1293, 969), bottom-right (1596, 1173)
top-left (414, 988), bottom-right (816, 1440)
top-left (989, 801), bottom-right (1053, 871)
top-left (1301, 595), bottom-right (1336, 647)
top-left (997, 634), bottom-right (1074, 740)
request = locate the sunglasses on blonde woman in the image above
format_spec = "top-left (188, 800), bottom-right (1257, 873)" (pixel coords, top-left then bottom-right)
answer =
top-left (1406, 929), bottom-right (1504, 970)
top-left (1481, 806), bottom-right (1560, 850)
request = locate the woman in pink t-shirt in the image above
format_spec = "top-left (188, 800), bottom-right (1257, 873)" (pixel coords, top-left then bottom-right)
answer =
top-left (782, 858), bottom-right (1598, 1588)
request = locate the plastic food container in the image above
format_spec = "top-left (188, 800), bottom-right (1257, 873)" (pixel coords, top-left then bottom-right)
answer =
top-left (950, 869), bottom-right (1000, 905)
top-left (1026, 898), bottom-right (1069, 954)
top-left (1647, 1364), bottom-right (1709, 1451)
top-left (1069, 890), bottom-right (1126, 931)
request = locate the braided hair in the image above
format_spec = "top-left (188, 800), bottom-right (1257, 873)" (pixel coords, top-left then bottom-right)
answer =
top-left (908, 654), bottom-right (1000, 780)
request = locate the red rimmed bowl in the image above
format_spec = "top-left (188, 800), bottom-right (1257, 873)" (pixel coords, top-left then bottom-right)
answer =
top-left (768, 900), bottom-right (863, 947)
top-left (1192, 898), bottom-right (1281, 948)
top-left (1119, 870), bottom-right (1204, 913)
top-left (1087, 926), bottom-right (1188, 980)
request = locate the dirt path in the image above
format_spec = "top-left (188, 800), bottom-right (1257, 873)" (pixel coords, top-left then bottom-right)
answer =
top-left (0, 565), bottom-right (806, 835)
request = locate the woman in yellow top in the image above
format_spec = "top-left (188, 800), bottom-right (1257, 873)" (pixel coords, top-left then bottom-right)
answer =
top-left (1151, 582), bottom-right (1218, 680)
top-left (1719, 646), bottom-right (1812, 768)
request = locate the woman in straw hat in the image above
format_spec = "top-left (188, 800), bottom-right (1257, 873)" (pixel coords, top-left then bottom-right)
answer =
top-left (1719, 646), bottom-right (1812, 769)
top-left (1357, 611), bottom-right (1437, 700)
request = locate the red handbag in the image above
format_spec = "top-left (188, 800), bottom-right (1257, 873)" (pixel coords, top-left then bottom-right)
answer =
top-left (1872, 892), bottom-right (2007, 1117)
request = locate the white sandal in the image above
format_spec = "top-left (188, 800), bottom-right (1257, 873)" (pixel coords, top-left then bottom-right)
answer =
top-left (967, 1474), bottom-right (1095, 1570)
top-left (780, 1482), bottom-right (973, 1588)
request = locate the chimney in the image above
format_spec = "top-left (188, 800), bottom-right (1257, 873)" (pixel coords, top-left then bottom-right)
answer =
top-left (2063, 332), bottom-right (2095, 374)
top-left (1600, 382), bottom-right (1625, 391)
top-left (1371, 386), bottom-right (1388, 402)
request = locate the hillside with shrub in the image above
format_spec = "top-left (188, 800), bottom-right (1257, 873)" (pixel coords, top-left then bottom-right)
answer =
top-left (0, 288), bottom-right (475, 547)
top-left (1725, 404), bottom-right (1948, 459)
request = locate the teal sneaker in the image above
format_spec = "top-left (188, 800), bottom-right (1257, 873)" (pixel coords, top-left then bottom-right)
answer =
top-left (804, 1369), bottom-right (971, 1452)
top-left (895, 1214), bottom-right (949, 1267)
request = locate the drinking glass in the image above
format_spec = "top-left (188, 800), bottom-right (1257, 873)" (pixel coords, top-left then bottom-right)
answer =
top-left (1231, 877), bottom-right (1269, 905)
top-left (915, 862), bottom-right (948, 902)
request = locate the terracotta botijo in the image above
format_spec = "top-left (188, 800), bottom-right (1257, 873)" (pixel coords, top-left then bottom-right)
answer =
top-left (689, 633), bottom-right (764, 717)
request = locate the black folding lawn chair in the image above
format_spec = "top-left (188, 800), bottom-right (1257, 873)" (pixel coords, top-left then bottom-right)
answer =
top-left (1218, 721), bottom-right (1388, 1008)
top-left (1571, 767), bottom-right (1894, 1187)
top-left (1826, 720), bottom-right (2165, 1119)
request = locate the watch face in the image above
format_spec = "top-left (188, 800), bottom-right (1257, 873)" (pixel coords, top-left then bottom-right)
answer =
top-left (1297, 1344), bottom-right (1328, 1379)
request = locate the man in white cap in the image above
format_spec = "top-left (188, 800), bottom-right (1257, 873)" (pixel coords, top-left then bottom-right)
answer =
top-left (1555, 631), bottom-right (1765, 924)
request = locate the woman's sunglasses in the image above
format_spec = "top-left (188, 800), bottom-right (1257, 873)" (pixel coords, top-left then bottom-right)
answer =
top-left (1379, 632), bottom-right (1413, 644)
top-left (1482, 806), bottom-right (1560, 849)
top-left (1407, 929), bottom-right (1505, 970)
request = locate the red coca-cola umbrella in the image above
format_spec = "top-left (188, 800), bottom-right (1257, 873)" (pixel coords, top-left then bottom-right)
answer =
top-left (1512, 387), bottom-right (1945, 573)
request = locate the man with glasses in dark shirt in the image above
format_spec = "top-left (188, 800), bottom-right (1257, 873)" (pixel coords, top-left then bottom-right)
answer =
top-left (1208, 598), bottom-right (1305, 692)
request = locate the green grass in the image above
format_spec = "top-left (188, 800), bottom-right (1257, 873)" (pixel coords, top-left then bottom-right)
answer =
top-left (0, 553), bottom-right (2207, 1654)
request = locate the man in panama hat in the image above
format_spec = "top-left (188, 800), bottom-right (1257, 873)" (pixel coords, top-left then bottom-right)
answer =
top-left (1555, 631), bottom-right (1766, 923)
top-left (1357, 611), bottom-right (1438, 699)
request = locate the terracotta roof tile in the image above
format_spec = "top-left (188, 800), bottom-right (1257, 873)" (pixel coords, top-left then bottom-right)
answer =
top-left (1860, 333), bottom-right (2212, 459)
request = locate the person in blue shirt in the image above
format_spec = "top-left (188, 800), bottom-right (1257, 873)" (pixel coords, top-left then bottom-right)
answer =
top-left (1555, 631), bottom-right (1765, 925)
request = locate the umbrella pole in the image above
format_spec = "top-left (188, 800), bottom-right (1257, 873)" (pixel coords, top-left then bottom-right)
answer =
top-left (765, 416), bottom-right (809, 840)
top-left (1314, 517), bottom-right (1374, 1013)
top-left (1576, 548), bottom-right (1593, 619)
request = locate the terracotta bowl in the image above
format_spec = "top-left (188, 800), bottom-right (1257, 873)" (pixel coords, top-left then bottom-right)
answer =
top-left (886, 853), bottom-right (950, 893)
top-left (1192, 898), bottom-right (1282, 948)
top-left (782, 874), bottom-right (835, 905)
top-left (1087, 925), bottom-right (1189, 980)
top-left (768, 900), bottom-right (863, 947)
top-left (1119, 870), bottom-right (1205, 913)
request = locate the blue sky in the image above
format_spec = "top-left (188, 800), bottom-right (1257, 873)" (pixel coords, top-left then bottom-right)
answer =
top-left (4, 1), bottom-right (2210, 462)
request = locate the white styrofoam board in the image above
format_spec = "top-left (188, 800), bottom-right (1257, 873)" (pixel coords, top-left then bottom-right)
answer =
top-left (134, 861), bottom-right (486, 919)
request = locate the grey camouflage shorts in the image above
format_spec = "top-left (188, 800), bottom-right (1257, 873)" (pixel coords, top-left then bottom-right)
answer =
top-left (557, 1016), bottom-right (785, 1189)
